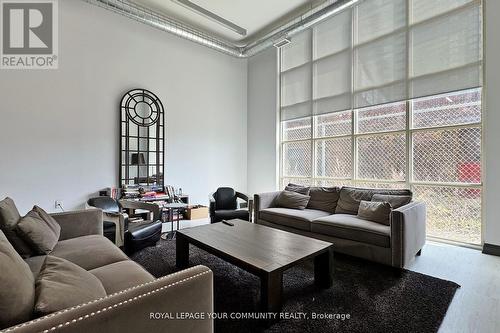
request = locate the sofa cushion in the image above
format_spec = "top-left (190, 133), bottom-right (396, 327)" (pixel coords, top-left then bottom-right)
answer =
top-left (307, 187), bottom-right (340, 213)
top-left (0, 197), bottom-right (33, 258)
top-left (90, 261), bottom-right (155, 295)
top-left (35, 255), bottom-right (106, 316)
top-left (260, 208), bottom-right (330, 231)
top-left (336, 187), bottom-right (412, 215)
top-left (0, 230), bottom-right (35, 329)
top-left (276, 191), bottom-right (310, 210)
top-left (214, 209), bottom-right (249, 221)
top-left (25, 255), bottom-right (47, 279)
top-left (311, 214), bottom-right (391, 247)
top-left (17, 210), bottom-right (59, 255)
top-left (357, 200), bottom-right (392, 225)
top-left (372, 194), bottom-right (412, 209)
top-left (285, 183), bottom-right (310, 195)
top-left (33, 206), bottom-right (61, 239)
top-left (51, 235), bottom-right (128, 270)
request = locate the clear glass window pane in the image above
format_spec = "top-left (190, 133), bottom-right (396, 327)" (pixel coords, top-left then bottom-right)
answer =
top-left (315, 111), bottom-right (352, 138)
top-left (356, 102), bottom-right (406, 134)
top-left (413, 185), bottom-right (481, 244)
top-left (412, 89), bottom-right (481, 129)
top-left (315, 138), bottom-right (352, 178)
top-left (353, 182), bottom-right (407, 189)
top-left (357, 133), bottom-right (406, 181)
top-left (282, 118), bottom-right (311, 141)
top-left (412, 127), bottom-right (481, 184)
top-left (282, 141), bottom-right (312, 177)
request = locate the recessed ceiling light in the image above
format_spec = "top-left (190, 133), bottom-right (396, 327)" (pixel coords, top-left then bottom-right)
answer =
top-left (171, 0), bottom-right (247, 36)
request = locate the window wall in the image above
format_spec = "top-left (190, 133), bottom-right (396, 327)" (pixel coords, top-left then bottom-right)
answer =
top-left (279, 0), bottom-right (483, 245)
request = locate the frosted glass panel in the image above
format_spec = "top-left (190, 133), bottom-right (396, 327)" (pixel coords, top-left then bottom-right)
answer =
top-left (411, 5), bottom-right (481, 79)
top-left (281, 65), bottom-right (311, 107)
top-left (313, 9), bottom-right (351, 59)
top-left (281, 31), bottom-right (311, 71)
top-left (411, 0), bottom-right (474, 23)
top-left (355, 0), bottom-right (406, 44)
top-left (313, 51), bottom-right (351, 100)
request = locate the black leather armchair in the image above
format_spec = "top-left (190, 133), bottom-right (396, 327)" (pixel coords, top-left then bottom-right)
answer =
top-left (87, 197), bottom-right (128, 246)
top-left (87, 197), bottom-right (162, 255)
top-left (209, 187), bottom-right (250, 223)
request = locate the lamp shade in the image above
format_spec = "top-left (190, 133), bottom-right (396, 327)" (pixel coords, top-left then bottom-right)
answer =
top-left (131, 153), bottom-right (146, 165)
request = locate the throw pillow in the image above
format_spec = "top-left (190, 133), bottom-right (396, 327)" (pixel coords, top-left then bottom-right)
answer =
top-left (276, 191), bottom-right (311, 210)
top-left (357, 200), bottom-right (392, 225)
top-left (33, 206), bottom-right (61, 239)
top-left (17, 210), bottom-right (59, 255)
top-left (285, 183), bottom-right (310, 195)
top-left (335, 187), bottom-right (373, 215)
top-left (371, 194), bottom-right (412, 209)
top-left (35, 256), bottom-right (106, 316)
top-left (307, 187), bottom-right (340, 213)
top-left (0, 197), bottom-right (34, 258)
top-left (0, 230), bottom-right (35, 329)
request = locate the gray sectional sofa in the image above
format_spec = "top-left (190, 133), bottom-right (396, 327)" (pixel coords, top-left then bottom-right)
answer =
top-left (0, 198), bottom-right (213, 333)
top-left (254, 186), bottom-right (426, 268)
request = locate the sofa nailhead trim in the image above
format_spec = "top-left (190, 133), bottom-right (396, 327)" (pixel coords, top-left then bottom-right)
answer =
top-left (2, 266), bottom-right (209, 333)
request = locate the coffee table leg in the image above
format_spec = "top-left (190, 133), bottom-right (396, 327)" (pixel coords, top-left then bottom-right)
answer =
top-left (314, 246), bottom-right (334, 288)
top-left (261, 271), bottom-right (283, 313)
top-left (176, 233), bottom-right (189, 269)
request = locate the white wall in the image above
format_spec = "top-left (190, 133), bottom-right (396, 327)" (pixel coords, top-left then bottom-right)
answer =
top-left (0, 0), bottom-right (247, 213)
top-left (247, 47), bottom-right (278, 197)
top-left (483, 0), bottom-right (500, 246)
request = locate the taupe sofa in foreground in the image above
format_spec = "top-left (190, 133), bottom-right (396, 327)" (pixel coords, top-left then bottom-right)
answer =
top-left (255, 186), bottom-right (426, 268)
top-left (0, 203), bottom-right (213, 333)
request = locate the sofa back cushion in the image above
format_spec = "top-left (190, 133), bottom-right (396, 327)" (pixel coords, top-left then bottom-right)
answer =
top-left (307, 187), bottom-right (340, 213)
top-left (0, 230), bottom-right (35, 329)
top-left (336, 187), bottom-right (412, 215)
top-left (285, 183), bottom-right (310, 195)
top-left (33, 206), bottom-right (61, 239)
top-left (371, 194), bottom-right (412, 209)
top-left (0, 197), bottom-right (34, 258)
top-left (17, 210), bottom-right (59, 255)
top-left (276, 191), bottom-right (311, 210)
top-left (357, 200), bottom-right (392, 225)
top-left (34, 255), bottom-right (106, 316)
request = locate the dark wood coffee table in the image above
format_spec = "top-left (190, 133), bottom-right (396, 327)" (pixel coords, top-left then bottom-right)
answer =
top-left (176, 219), bottom-right (334, 312)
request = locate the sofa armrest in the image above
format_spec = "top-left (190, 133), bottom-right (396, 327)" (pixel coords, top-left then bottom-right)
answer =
top-left (5, 265), bottom-right (214, 333)
top-left (253, 191), bottom-right (281, 222)
top-left (391, 201), bottom-right (426, 268)
top-left (51, 209), bottom-right (103, 241)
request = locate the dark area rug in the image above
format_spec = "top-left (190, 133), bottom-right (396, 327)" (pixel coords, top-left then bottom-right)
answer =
top-left (131, 239), bottom-right (459, 333)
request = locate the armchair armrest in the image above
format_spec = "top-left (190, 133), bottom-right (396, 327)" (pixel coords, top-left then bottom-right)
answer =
top-left (5, 265), bottom-right (214, 333)
top-left (119, 200), bottom-right (161, 222)
top-left (102, 212), bottom-right (129, 247)
top-left (51, 209), bottom-right (103, 241)
top-left (253, 191), bottom-right (281, 222)
top-left (209, 193), bottom-right (216, 222)
top-left (391, 201), bottom-right (427, 268)
top-left (236, 192), bottom-right (249, 209)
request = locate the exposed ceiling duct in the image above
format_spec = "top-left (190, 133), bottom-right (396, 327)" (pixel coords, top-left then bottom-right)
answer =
top-left (82, 0), bottom-right (357, 58)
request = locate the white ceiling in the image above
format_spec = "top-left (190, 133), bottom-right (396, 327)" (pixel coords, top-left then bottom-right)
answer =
top-left (133, 0), bottom-right (321, 45)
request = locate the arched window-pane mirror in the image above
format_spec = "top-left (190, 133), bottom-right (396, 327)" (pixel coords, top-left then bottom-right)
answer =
top-left (120, 89), bottom-right (164, 187)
